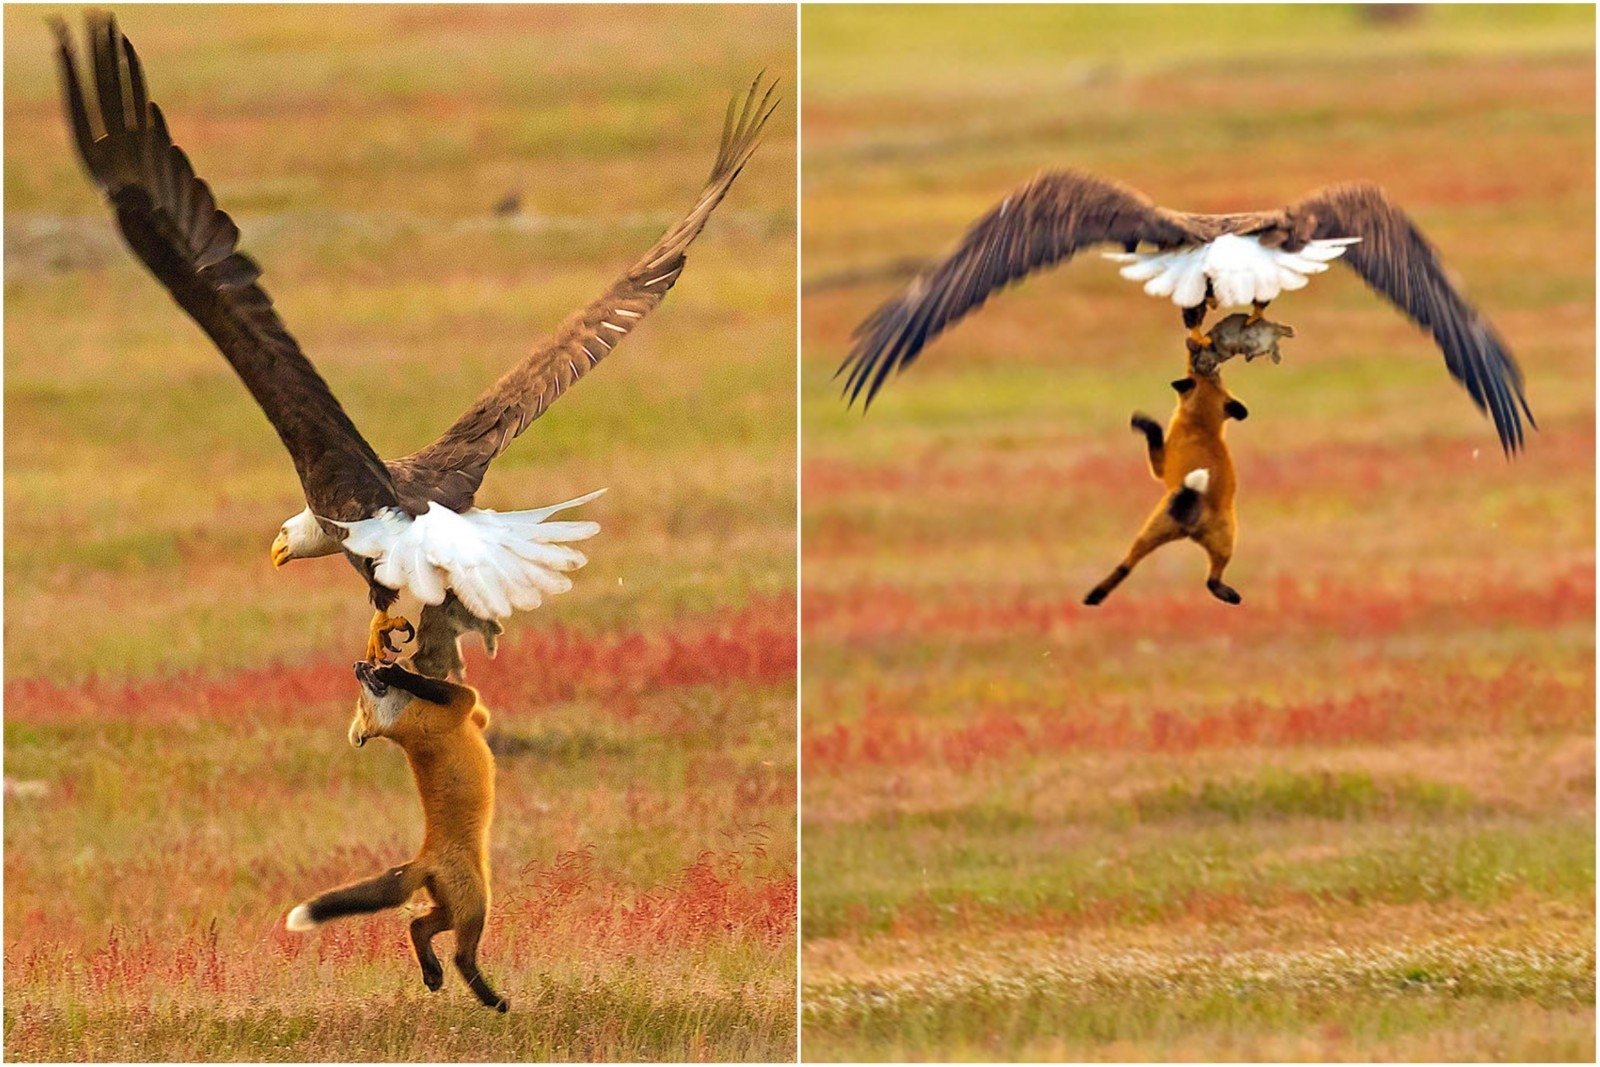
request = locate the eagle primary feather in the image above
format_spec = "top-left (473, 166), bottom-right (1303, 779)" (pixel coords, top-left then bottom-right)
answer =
top-left (51, 13), bottom-right (401, 527)
top-left (388, 75), bottom-right (779, 513)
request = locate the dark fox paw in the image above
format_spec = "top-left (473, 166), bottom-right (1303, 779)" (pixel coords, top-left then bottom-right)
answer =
top-left (1207, 579), bottom-right (1242, 605)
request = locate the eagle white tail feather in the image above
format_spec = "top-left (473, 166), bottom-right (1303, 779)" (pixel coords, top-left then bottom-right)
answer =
top-left (285, 905), bottom-right (316, 932)
top-left (1184, 468), bottom-right (1210, 493)
top-left (332, 489), bottom-right (605, 622)
top-left (1105, 234), bottom-right (1361, 308)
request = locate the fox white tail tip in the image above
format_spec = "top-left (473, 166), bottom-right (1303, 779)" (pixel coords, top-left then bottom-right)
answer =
top-left (1184, 468), bottom-right (1211, 493)
top-left (285, 905), bottom-right (316, 932)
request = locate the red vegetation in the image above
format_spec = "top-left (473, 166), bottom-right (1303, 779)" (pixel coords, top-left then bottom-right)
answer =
top-left (505, 837), bottom-right (796, 949)
top-left (5, 595), bottom-right (795, 727)
top-left (803, 662), bottom-right (1591, 772)
top-left (806, 423), bottom-right (1592, 504)
top-left (805, 564), bottom-right (1593, 647)
top-left (804, 425), bottom-right (1593, 554)
top-left (6, 840), bottom-right (795, 1004)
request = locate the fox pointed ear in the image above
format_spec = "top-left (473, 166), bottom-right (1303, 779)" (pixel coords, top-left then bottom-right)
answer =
top-left (1225, 399), bottom-right (1249, 421)
top-left (1171, 378), bottom-right (1197, 395)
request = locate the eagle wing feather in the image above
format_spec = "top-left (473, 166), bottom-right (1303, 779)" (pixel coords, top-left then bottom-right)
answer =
top-left (1290, 183), bottom-right (1533, 454)
top-left (838, 169), bottom-right (1204, 407)
top-left (53, 13), bottom-right (400, 522)
top-left (390, 77), bottom-right (780, 511)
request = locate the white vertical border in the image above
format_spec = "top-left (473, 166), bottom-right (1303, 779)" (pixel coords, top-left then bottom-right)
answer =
top-left (792, 1), bottom-right (805, 1061)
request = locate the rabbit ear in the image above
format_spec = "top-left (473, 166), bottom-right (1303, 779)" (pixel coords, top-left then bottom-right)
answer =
top-left (375, 663), bottom-right (468, 708)
top-left (353, 661), bottom-right (388, 696)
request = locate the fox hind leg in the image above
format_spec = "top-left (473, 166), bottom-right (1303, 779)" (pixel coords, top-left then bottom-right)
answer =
top-left (409, 906), bottom-right (451, 992)
top-left (1197, 520), bottom-right (1241, 605)
top-left (1084, 511), bottom-right (1184, 606)
top-left (452, 910), bottom-right (509, 1013)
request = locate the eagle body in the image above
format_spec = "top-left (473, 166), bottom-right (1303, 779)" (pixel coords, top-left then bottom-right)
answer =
top-left (841, 169), bottom-right (1533, 454)
top-left (334, 491), bottom-right (605, 622)
top-left (56, 13), bottom-right (775, 650)
top-left (1106, 233), bottom-right (1362, 310)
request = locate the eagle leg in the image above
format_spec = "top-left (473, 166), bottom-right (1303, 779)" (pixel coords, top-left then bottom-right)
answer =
top-left (1181, 304), bottom-right (1212, 353)
top-left (1245, 300), bottom-right (1269, 327)
top-left (366, 610), bottom-right (415, 664)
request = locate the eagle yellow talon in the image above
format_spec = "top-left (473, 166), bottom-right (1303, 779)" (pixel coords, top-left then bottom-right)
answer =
top-left (1186, 327), bottom-right (1213, 351)
top-left (366, 611), bottom-right (414, 664)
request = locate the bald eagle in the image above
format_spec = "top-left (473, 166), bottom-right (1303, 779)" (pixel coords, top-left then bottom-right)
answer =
top-left (840, 170), bottom-right (1533, 454)
top-left (54, 14), bottom-right (776, 662)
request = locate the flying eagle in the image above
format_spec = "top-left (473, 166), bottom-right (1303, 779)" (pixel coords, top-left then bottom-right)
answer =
top-left (54, 14), bottom-right (776, 662)
top-left (840, 170), bottom-right (1533, 454)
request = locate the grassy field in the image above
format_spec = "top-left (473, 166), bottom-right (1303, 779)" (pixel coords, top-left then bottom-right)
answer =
top-left (5, 5), bottom-right (795, 1060)
top-left (800, 4), bottom-right (1594, 1061)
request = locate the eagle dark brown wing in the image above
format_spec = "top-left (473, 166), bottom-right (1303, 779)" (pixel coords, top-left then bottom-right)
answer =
top-left (1289, 183), bottom-right (1534, 454)
top-left (53, 14), bottom-right (400, 523)
top-left (839, 170), bottom-right (1206, 407)
top-left (388, 77), bottom-right (780, 512)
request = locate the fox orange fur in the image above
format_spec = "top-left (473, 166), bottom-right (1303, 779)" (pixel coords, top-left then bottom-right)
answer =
top-left (1084, 366), bottom-right (1249, 606)
top-left (286, 662), bottom-right (507, 1012)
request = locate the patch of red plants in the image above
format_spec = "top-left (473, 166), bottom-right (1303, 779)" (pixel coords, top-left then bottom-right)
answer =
top-left (805, 563), bottom-right (1594, 647)
top-left (502, 836), bottom-right (796, 950)
top-left (804, 661), bottom-right (1590, 772)
top-left (6, 838), bottom-right (795, 1001)
top-left (6, 595), bottom-right (795, 727)
top-left (805, 425), bottom-right (1592, 554)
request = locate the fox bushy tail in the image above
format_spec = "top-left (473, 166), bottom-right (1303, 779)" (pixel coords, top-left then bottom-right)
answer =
top-left (1168, 468), bottom-right (1209, 526)
top-left (286, 863), bottom-right (423, 931)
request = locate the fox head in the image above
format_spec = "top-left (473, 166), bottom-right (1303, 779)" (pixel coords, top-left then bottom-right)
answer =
top-left (350, 662), bottom-right (481, 748)
top-left (1171, 370), bottom-right (1248, 426)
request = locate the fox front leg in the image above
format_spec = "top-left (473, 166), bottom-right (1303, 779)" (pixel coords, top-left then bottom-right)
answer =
top-left (1130, 412), bottom-right (1165, 480)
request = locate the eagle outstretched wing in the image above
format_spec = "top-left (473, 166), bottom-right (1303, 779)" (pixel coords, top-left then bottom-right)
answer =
top-left (838, 169), bottom-right (1204, 407)
top-left (390, 77), bottom-right (780, 511)
top-left (53, 13), bottom-right (400, 523)
top-left (1289, 183), bottom-right (1534, 454)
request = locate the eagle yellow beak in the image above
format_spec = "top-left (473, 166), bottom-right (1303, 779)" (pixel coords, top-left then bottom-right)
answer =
top-left (271, 533), bottom-right (291, 569)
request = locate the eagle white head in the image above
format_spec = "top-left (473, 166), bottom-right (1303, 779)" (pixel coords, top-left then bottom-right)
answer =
top-left (271, 507), bottom-right (343, 568)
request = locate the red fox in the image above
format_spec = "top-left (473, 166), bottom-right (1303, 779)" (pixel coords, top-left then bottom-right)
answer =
top-left (1084, 367), bottom-right (1249, 606)
top-left (286, 662), bottom-right (507, 1012)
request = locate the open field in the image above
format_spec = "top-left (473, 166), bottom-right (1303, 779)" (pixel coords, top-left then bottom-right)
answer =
top-left (5, 5), bottom-right (795, 1059)
top-left (801, 4), bottom-right (1594, 1061)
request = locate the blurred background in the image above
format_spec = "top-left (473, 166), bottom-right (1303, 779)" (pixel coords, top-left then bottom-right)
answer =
top-left (6, 5), bottom-right (794, 1059)
top-left (801, 4), bottom-right (1593, 1060)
